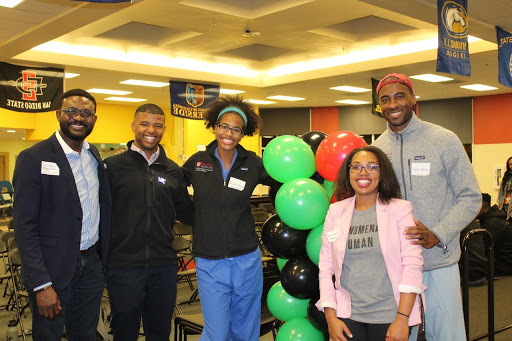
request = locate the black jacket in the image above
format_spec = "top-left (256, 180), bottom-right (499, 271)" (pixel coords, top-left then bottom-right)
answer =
top-left (479, 205), bottom-right (512, 275)
top-left (182, 141), bottom-right (272, 259)
top-left (104, 142), bottom-right (193, 267)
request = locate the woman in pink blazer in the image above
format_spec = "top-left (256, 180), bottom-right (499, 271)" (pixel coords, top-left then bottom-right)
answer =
top-left (316, 146), bottom-right (424, 341)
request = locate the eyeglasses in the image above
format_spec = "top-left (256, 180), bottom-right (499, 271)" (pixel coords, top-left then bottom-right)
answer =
top-left (59, 107), bottom-right (95, 119)
top-left (216, 123), bottom-right (243, 136)
top-left (348, 164), bottom-right (380, 174)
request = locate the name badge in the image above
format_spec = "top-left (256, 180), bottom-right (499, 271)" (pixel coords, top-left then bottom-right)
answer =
top-left (411, 162), bottom-right (430, 176)
top-left (41, 161), bottom-right (60, 176)
top-left (228, 177), bottom-right (246, 191)
top-left (327, 230), bottom-right (339, 242)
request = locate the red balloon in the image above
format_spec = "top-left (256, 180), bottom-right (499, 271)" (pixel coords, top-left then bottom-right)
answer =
top-left (315, 131), bottom-right (367, 182)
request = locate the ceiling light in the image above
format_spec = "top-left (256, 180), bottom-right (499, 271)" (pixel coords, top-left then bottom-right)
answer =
top-left (330, 86), bottom-right (371, 92)
top-left (335, 99), bottom-right (370, 105)
top-left (460, 84), bottom-right (498, 91)
top-left (0, 0), bottom-right (25, 8)
top-left (246, 99), bottom-right (276, 105)
top-left (220, 89), bottom-right (245, 95)
top-left (105, 97), bottom-right (146, 102)
top-left (410, 74), bottom-right (453, 82)
top-left (120, 79), bottom-right (169, 87)
top-left (21, 137), bottom-right (25, 140)
top-left (87, 89), bottom-right (132, 95)
top-left (266, 95), bottom-right (305, 101)
top-left (6, 130), bottom-right (16, 133)
top-left (65, 73), bottom-right (80, 79)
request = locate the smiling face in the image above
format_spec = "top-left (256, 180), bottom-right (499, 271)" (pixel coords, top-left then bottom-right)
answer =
top-left (57, 95), bottom-right (97, 144)
top-left (349, 151), bottom-right (380, 203)
top-left (215, 112), bottom-right (244, 154)
top-left (378, 82), bottom-right (417, 133)
top-left (131, 112), bottom-right (166, 158)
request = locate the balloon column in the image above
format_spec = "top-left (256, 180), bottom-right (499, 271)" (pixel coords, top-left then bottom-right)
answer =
top-left (261, 131), bottom-right (366, 340)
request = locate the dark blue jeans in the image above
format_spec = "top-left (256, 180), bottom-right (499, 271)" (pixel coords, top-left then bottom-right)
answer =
top-left (29, 246), bottom-right (105, 341)
top-left (106, 265), bottom-right (178, 341)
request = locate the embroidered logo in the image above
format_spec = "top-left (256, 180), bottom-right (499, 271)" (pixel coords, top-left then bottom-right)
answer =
top-left (241, 167), bottom-right (248, 171)
top-left (195, 161), bottom-right (214, 173)
top-left (414, 155), bottom-right (426, 160)
top-left (158, 176), bottom-right (166, 184)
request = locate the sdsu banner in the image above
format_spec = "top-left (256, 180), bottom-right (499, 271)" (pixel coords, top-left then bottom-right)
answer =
top-left (0, 62), bottom-right (64, 112)
top-left (436, 0), bottom-right (471, 76)
top-left (497, 26), bottom-right (512, 88)
top-left (170, 81), bottom-right (220, 120)
top-left (371, 78), bottom-right (382, 117)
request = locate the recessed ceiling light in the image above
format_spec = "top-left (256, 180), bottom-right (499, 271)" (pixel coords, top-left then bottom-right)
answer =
top-left (460, 84), bottom-right (498, 91)
top-left (65, 73), bottom-right (80, 79)
top-left (246, 99), bottom-right (276, 105)
top-left (335, 99), bottom-right (370, 105)
top-left (87, 89), bottom-right (133, 95)
top-left (0, 0), bottom-right (25, 8)
top-left (410, 74), bottom-right (453, 82)
top-left (330, 86), bottom-right (371, 92)
top-left (220, 89), bottom-right (245, 95)
top-left (266, 95), bottom-right (305, 101)
top-left (6, 130), bottom-right (16, 133)
top-left (120, 79), bottom-right (169, 87)
top-left (105, 97), bottom-right (146, 102)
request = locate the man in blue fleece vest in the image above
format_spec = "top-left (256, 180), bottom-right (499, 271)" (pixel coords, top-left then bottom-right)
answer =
top-left (373, 73), bottom-right (481, 341)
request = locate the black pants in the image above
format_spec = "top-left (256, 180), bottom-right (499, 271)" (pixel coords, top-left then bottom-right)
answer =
top-left (106, 265), bottom-right (178, 341)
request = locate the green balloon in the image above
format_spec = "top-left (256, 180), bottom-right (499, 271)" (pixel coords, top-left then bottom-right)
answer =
top-left (322, 180), bottom-right (335, 199)
top-left (263, 135), bottom-right (316, 183)
top-left (275, 178), bottom-right (329, 230)
top-left (306, 224), bottom-right (324, 265)
top-left (276, 317), bottom-right (325, 341)
top-left (267, 281), bottom-right (309, 322)
top-left (276, 257), bottom-right (288, 271)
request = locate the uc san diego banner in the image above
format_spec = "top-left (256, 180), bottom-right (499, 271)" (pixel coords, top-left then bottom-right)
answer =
top-left (436, 0), bottom-right (471, 76)
top-left (497, 26), bottom-right (512, 88)
top-left (170, 81), bottom-right (220, 120)
top-left (0, 62), bottom-right (63, 112)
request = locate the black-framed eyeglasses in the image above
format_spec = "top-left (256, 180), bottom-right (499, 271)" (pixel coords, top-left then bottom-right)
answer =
top-left (216, 123), bottom-right (243, 136)
top-left (348, 164), bottom-right (380, 174)
top-left (59, 107), bottom-right (95, 119)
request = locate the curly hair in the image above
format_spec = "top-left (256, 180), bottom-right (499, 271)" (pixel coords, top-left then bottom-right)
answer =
top-left (203, 95), bottom-right (263, 136)
top-left (333, 145), bottom-right (401, 203)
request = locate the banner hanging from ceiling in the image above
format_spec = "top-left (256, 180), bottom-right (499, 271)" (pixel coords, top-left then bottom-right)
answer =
top-left (0, 62), bottom-right (64, 113)
top-left (371, 78), bottom-right (382, 117)
top-left (436, 0), bottom-right (471, 76)
top-left (170, 81), bottom-right (220, 120)
top-left (497, 26), bottom-right (512, 88)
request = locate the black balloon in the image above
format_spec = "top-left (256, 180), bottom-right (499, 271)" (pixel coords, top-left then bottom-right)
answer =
top-left (310, 171), bottom-right (325, 185)
top-left (300, 131), bottom-right (327, 154)
top-left (281, 257), bottom-right (319, 299)
top-left (261, 215), bottom-right (308, 259)
top-left (307, 294), bottom-right (328, 333)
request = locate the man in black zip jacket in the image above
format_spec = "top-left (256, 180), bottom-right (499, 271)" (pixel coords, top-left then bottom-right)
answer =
top-left (104, 103), bottom-right (193, 341)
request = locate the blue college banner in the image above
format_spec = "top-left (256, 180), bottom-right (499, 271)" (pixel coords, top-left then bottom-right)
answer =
top-left (497, 26), bottom-right (512, 88)
top-left (0, 62), bottom-right (63, 112)
top-left (170, 81), bottom-right (220, 120)
top-left (436, 0), bottom-right (471, 76)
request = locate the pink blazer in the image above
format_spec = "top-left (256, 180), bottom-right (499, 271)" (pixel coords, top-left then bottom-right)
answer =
top-left (316, 196), bottom-right (425, 326)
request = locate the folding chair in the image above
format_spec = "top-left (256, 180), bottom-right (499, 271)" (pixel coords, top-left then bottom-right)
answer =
top-left (258, 202), bottom-right (275, 215)
top-left (8, 248), bottom-right (30, 341)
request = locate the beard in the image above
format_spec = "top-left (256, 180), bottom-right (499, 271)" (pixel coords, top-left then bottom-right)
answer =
top-left (59, 120), bottom-right (94, 141)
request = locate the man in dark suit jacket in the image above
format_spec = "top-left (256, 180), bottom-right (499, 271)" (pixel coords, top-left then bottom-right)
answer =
top-left (13, 88), bottom-right (111, 340)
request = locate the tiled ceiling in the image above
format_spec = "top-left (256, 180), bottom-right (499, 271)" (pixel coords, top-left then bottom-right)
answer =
top-left (0, 0), bottom-right (510, 110)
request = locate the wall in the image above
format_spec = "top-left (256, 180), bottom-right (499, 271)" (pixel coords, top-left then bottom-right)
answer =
top-left (260, 108), bottom-right (310, 136)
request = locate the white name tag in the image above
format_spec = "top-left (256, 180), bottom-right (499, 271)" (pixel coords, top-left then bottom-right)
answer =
top-left (227, 177), bottom-right (246, 191)
top-left (411, 162), bottom-right (430, 176)
top-left (327, 230), bottom-right (339, 242)
top-left (41, 161), bottom-right (60, 176)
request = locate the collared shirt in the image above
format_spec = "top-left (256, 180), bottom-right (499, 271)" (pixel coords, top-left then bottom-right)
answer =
top-left (214, 147), bottom-right (238, 182)
top-left (130, 143), bottom-right (160, 165)
top-left (55, 131), bottom-right (100, 251)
